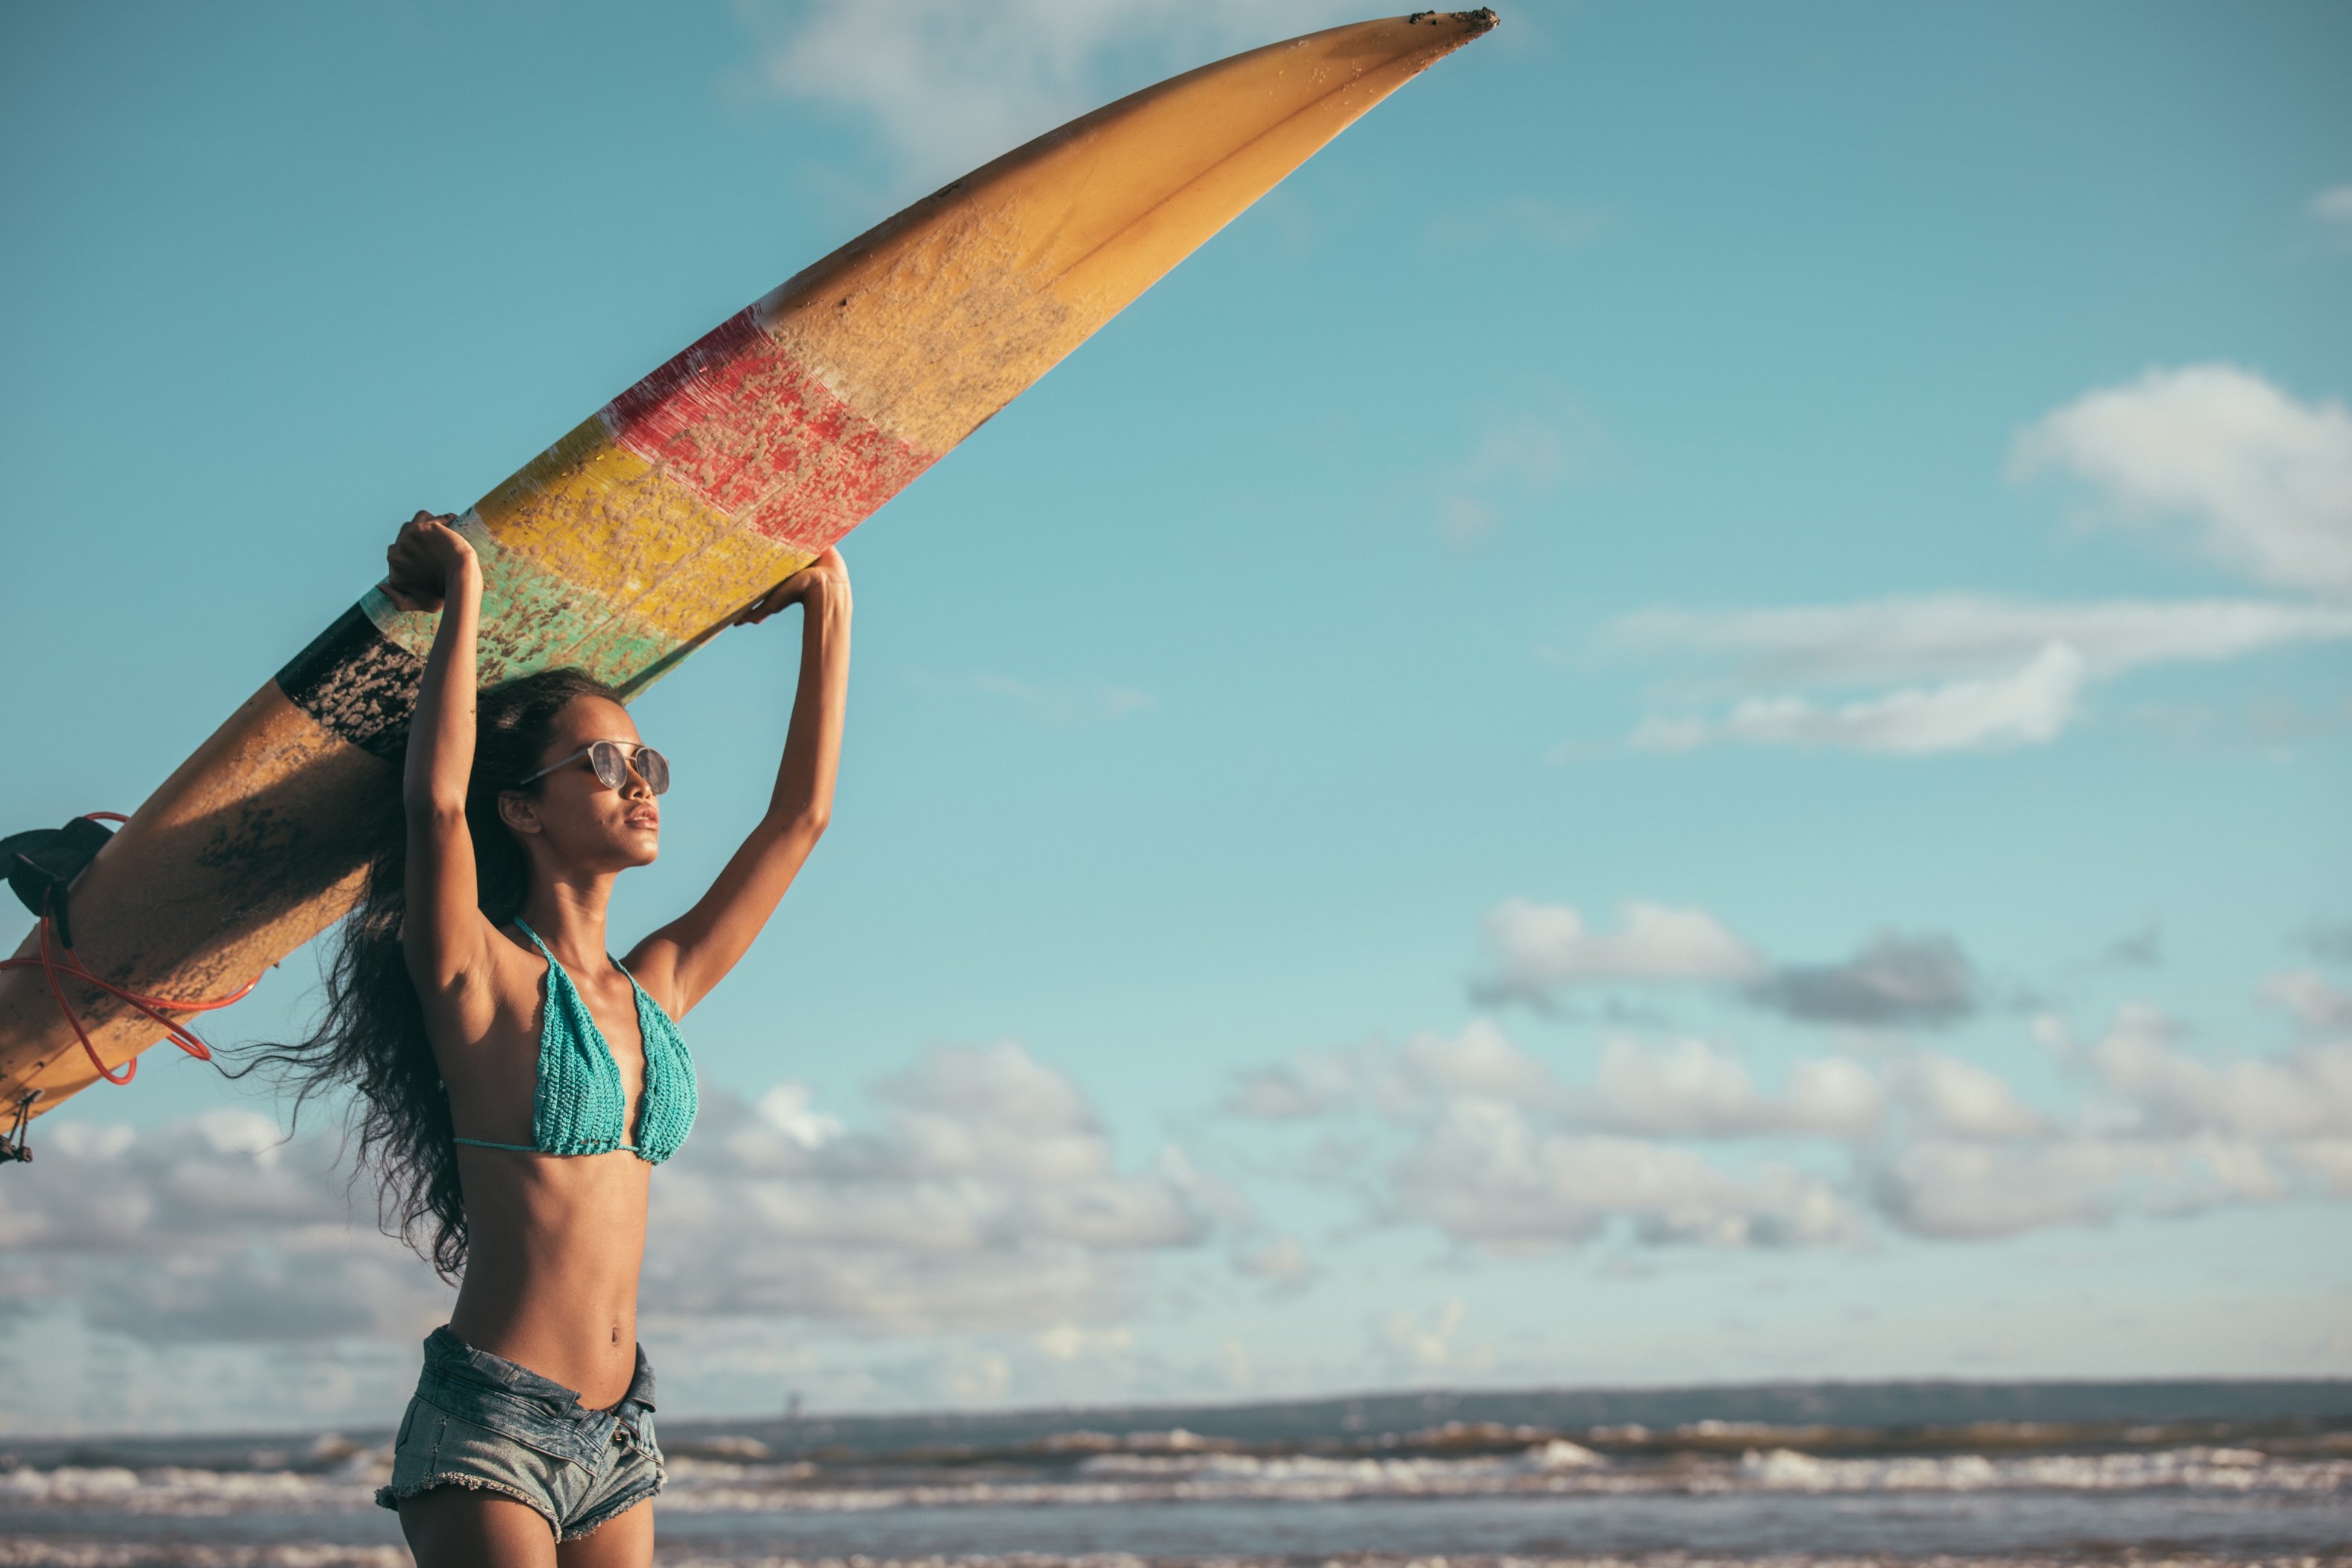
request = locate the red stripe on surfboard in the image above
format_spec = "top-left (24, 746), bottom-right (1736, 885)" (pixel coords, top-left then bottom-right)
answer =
top-left (605, 309), bottom-right (936, 554)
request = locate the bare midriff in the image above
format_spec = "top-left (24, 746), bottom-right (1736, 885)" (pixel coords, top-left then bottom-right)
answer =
top-left (447, 1148), bottom-right (651, 1409)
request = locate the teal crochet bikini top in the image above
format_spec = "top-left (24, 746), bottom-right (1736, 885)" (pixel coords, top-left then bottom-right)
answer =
top-left (450, 919), bottom-right (697, 1163)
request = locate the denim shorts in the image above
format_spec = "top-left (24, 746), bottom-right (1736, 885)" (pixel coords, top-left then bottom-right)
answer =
top-left (375, 1327), bottom-right (664, 1541)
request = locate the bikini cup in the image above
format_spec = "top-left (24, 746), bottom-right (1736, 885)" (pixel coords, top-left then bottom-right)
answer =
top-left (450, 919), bottom-right (697, 1163)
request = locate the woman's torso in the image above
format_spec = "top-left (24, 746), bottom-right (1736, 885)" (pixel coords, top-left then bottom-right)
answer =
top-left (432, 925), bottom-right (670, 1407)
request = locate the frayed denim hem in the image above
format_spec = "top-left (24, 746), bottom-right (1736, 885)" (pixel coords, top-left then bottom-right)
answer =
top-left (375, 1473), bottom-right (559, 1538)
top-left (561, 1475), bottom-right (663, 1541)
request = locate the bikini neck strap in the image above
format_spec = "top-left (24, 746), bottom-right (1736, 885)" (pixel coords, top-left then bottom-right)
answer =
top-left (514, 917), bottom-right (617, 977)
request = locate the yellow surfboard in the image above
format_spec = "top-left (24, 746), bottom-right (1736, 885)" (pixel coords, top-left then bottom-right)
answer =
top-left (0, 10), bottom-right (1496, 1129)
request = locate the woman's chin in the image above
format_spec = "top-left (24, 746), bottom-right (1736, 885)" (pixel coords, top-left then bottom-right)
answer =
top-left (593, 828), bottom-right (659, 869)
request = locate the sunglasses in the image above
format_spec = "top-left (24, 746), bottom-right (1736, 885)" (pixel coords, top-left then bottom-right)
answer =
top-left (519, 739), bottom-right (671, 796)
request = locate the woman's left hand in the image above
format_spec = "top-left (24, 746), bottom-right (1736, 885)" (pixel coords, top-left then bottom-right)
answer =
top-left (734, 547), bottom-right (850, 627)
top-left (634, 545), bottom-right (852, 1016)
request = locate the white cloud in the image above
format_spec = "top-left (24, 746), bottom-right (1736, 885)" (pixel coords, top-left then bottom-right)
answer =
top-left (2294, 1138), bottom-right (2352, 1195)
top-left (1893, 1054), bottom-right (2048, 1140)
top-left (2260, 970), bottom-right (2352, 1034)
top-left (1575, 1036), bottom-right (1881, 1139)
top-left (1610, 597), bottom-right (2352, 753)
top-left (1398, 1017), bottom-right (1560, 1104)
top-left (1232, 1024), bottom-right (1882, 1145)
top-left (1610, 595), bottom-right (2352, 689)
top-left (755, 1081), bottom-right (845, 1147)
top-left (2083, 1005), bottom-right (2352, 1142)
top-left (1870, 1136), bottom-right (2169, 1239)
top-left (1692, 641), bottom-right (2087, 755)
top-left (1394, 1100), bottom-right (1861, 1251)
top-left (1870, 1122), bottom-right (2336, 1240)
top-left (1226, 1019), bottom-right (1560, 1123)
top-left (747, 0), bottom-right (1355, 185)
top-left (0, 1114), bottom-right (452, 1347)
top-left (1579, 1034), bottom-right (1764, 1135)
top-left (2011, 364), bottom-right (2352, 600)
top-left (1226, 1022), bottom-right (1874, 1253)
top-left (1867, 1005), bottom-right (2352, 1239)
top-left (1472, 898), bottom-right (1764, 1005)
top-left (1225, 1046), bottom-right (1376, 1120)
top-left (652, 1043), bottom-right (1214, 1333)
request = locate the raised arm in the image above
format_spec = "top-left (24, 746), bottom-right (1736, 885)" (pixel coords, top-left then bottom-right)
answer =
top-left (385, 511), bottom-right (496, 1001)
top-left (626, 548), bottom-right (851, 1015)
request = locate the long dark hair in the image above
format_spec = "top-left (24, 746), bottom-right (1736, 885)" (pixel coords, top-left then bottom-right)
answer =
top-left (242, 667), bottom-right (624, 1280)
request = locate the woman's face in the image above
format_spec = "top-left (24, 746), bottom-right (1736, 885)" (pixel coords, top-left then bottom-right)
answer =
top-left (507, 695), bottom-right (660, 872)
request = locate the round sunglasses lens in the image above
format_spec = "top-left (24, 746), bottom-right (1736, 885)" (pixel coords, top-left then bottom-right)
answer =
top-left (637, 747), bottom-right (671, 796)
top-left (589, 741), bottom-right (630, 791)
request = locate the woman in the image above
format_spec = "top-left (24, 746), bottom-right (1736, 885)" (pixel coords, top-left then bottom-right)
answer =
top-left (265, 509), bottom-right (848, 1566)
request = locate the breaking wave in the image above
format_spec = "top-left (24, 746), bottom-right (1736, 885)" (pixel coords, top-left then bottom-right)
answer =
top-left (6, 1434), bottom-right (2345, 1517)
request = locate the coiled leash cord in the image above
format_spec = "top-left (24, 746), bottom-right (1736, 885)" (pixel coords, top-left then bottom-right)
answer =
top-left (1, 812), bottom-right (259, 1160)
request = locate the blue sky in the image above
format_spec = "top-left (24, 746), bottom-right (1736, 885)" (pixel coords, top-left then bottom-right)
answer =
top-left (3, 0), bottom-right (2348, 1434)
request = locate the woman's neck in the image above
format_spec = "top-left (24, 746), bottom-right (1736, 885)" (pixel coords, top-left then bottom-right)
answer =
top-left (519, 872), bottom-right (618, 972)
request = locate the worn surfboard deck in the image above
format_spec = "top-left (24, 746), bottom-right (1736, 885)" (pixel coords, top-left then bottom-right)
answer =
top-left (1, 10), bottom-right (1495, 1123)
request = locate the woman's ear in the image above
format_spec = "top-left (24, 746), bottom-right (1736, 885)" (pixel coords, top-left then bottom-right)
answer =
top-left (497, 791), bottom-right (545, 836)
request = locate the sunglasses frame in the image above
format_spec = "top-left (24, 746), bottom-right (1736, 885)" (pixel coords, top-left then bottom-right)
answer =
top-left (518, 739), bottom-right (670, 796)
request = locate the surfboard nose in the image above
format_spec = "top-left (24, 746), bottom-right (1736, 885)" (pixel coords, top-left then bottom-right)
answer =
top-left (760, 10), bottom-right (1506, 458)
top-left (1404, 10), bottom-right (1501, 42)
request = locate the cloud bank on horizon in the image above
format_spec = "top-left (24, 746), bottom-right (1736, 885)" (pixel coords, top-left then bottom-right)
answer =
top-left (8, 900), bottom-right (2347, 1427)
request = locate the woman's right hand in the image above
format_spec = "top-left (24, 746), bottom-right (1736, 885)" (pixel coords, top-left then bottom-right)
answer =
top-left (381, 510), bottom-right (478, 613)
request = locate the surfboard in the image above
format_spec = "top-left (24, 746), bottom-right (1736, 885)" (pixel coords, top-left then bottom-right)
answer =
top-left (0, 10), bottom-right (1497, 1127)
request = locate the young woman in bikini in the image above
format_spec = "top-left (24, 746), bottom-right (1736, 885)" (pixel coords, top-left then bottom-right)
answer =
top-left (259, 509), bottom-right (848, 1566)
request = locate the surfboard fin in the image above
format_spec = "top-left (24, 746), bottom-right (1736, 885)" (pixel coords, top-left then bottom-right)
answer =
top-left (2, 815), bottom-right (116, 950)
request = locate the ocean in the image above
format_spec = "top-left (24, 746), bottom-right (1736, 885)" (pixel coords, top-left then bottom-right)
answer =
top-left (4, 1379), bottom-right (2348, 1567)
